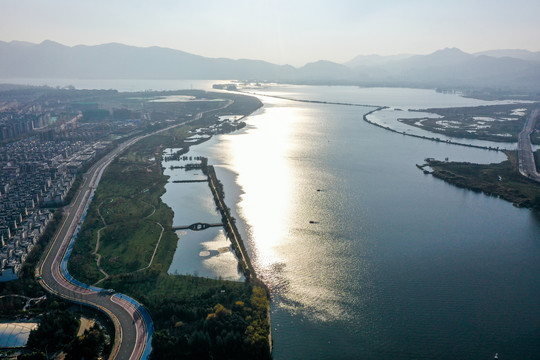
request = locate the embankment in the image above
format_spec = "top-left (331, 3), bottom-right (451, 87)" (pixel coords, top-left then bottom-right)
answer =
top-left (363, 107), bottom-right (503, 151)
top-left (205, 164), bottom-right (256, 279)
top-left (205, 163), bottom-right (272, 354)
top-left (241, 90), bottom-right (505, 151)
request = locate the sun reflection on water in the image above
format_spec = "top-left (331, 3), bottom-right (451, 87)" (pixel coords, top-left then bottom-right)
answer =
top-left (216, 101), bottom-right (363, 323)
top-left (226, 106), bottom-right (298, 269)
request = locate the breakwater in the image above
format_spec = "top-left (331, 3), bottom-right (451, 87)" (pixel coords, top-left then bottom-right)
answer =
top-left (205, 164), bottom-right (256, 279)
top-left (240, 90), bottom-right (383, 108)
top-left (203, 162), bottom-right (272, 355)
top-left (241, 90), bottom-right (505, 151)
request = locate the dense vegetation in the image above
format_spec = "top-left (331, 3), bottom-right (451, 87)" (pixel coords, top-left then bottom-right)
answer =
top-left (26, 310), bottom-right (79, 354)
top-left (426, 151), bottom-right (540, 211)
top-left (65, 324), bottom-right (107, 360)
top-left (24, 310), bottom-right (108, 360)
top-left (67, 93), bottom-right (271, 358)
top-left (102, 271), bottom-right (270, 360)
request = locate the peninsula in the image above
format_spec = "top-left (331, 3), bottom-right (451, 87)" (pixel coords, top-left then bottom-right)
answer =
top-left (419, 108), bottom-right (540, 211)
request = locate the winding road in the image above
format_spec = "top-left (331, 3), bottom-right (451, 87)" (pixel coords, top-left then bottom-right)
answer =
top-left (36, 99), bottom-right (234, 360)
top-left (37, 134), bottom-right (152, 360)
top-left (518, 109), bottom-right (540, 183)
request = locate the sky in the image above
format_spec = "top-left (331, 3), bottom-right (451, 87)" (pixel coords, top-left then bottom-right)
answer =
top-left (1, 0), bottom-right (540, 67)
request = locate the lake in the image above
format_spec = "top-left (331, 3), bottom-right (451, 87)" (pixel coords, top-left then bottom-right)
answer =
top-left (9, 79), bottom-right (540, 359)
top-left (190, 86), bottom-right (540, 360)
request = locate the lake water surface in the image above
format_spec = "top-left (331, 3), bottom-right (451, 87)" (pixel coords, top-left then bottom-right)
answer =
top-left (190, 87), bottom-right (540, 360)
top-left (160, 149), bottom-right (243, 281)
top-left (9, 79), bottom-right (539, 359)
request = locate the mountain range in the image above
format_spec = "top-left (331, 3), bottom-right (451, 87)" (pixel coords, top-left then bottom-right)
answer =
top-left (1, 40), bottom-right (540, 92)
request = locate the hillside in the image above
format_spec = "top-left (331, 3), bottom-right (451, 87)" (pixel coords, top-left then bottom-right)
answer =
top-left (1, 41), bottom-right (540, 92)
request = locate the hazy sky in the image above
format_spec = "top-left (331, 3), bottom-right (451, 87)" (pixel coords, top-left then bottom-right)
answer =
top-left (2, 0), bottom-right (540, 66)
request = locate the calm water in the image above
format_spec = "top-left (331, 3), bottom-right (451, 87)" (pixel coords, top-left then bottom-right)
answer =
top-left (9, 78), bottom-right (540, 359)
top-left (168, 228), bottom-right (243, 281)
top-left (191, 88), bottom-right (540, 360)
top-left (160, 148), bottom-right (243, 281)
top-left (247, 85), bottom-right (528, 149)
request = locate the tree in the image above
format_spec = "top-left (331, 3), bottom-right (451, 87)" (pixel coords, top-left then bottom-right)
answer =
top-left (26, 310), bottom-right (79, 353)
top-left (18, 352), bottom-right (47, 360)
top-left (65, 324), bottom-right (106, 360)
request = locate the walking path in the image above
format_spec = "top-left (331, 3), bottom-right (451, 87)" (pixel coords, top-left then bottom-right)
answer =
top-left (92, 196), bottom-right (165, 283)
top-left (93, 201), bottom-right (110, 285)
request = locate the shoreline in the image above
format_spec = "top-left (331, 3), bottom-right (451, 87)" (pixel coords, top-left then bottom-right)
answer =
top-left (159, 100), bottom-right (272, 355)
top-left (362, 107), bottom-right (505, 151)
top-left (239, 89), bottom-right (510, 151)
top-left (423, 152), bottom-right (540, 211)
top-left (161, 101), bottom-right (263, 280)
top-left (205, 164), bottom-right (256, 279)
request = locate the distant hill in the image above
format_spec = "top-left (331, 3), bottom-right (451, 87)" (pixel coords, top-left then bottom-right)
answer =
top-left (474, 49), bottom-right (540, 62)
top-left (295, 60), bottom-right (355, 82)
top-left (343, 48), bottom-right (540, 91)
top-left (0, 40), bottom-right (295, 80)
top-left (0, 41), bottom-right (539, 92)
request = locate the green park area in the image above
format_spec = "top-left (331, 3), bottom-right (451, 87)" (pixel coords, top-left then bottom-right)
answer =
top-left (67, 95), bottom-right (271, 359)
top-left (0, 89), bottom-right (269, 359)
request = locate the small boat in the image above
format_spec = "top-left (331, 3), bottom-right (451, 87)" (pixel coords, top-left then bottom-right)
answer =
top-left (494, 353), bottom-right (498, 359)
top-left (309, 220), bottom-right (319, 224)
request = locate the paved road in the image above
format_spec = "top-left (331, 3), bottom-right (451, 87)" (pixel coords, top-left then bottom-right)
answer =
top-left (37, 99), bottom-right (234, 360)
top-left (518, 109), bottom-right (540, 183)
top-left (38, 136), bottom-right (150, 360)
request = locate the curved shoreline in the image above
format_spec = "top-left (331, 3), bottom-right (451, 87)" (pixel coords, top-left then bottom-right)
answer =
top-left (241, 90), bottom-right (507, 152)
top-left (362, 107), bottom-right (504, 151)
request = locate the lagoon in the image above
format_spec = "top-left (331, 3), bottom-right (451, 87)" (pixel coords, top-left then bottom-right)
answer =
top-left (160, 148), bottom-right (243, 281)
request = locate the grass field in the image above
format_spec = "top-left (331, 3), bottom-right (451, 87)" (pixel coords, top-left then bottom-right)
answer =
top-left (67, 94), bottom-right (271, 359)
top-left (99, 220), bottom-right (162, 273)
top-left (67, 149), bottom-right (173, 283)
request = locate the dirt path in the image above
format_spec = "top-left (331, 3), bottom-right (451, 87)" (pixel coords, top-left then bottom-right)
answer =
top-left (93, 201), bottom-right (110, 286)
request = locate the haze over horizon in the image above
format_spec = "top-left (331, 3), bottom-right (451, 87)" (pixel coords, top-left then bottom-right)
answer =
top-left (2, 0), bottom-right (540, 67)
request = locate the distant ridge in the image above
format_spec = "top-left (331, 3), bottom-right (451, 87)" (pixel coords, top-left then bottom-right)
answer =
top-left (474, 49), bottom-right (540, 62)
top-left (0, 41), bottom-right (539, 92)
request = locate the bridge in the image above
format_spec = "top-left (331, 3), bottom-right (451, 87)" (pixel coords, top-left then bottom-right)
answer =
top-left (172, 179), bottom-right (208, 183)
top-left (517, 109), bottom-right (540, 183)
top-left (172, 222), bottom-right (223, 231)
